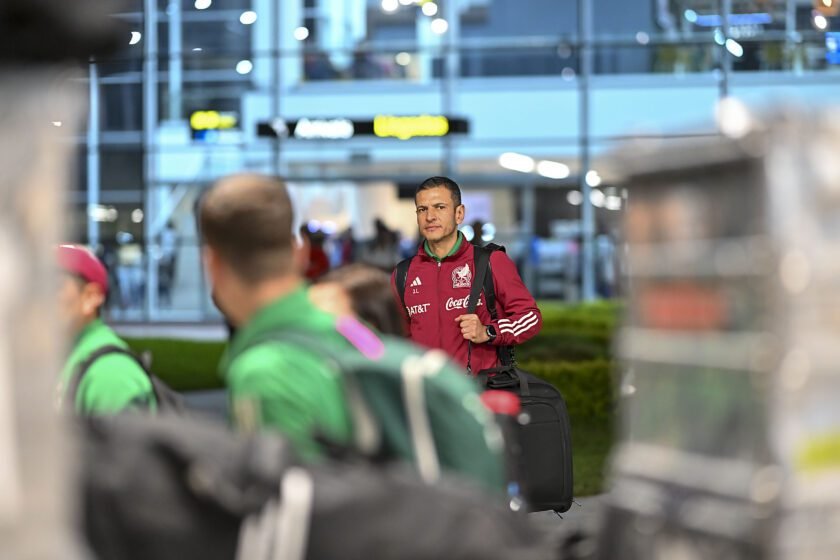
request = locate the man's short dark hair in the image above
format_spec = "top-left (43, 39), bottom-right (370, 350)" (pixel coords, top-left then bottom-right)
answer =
top-left (199, 174), bottom-right (295, 284)
top-left (416, 176), bottom-right (462, 207)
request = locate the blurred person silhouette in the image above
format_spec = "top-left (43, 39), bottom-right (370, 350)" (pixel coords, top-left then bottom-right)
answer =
top-left (337, 227), bottom-right (356, 266)
top-left (115, 235), bottom-right (144, 310)
top-left (299, 224), bottom-right (330, 281)
top-left (158, 220), bottom-right (178, 305)
top-left (304, 51), bottom-right (340, 81)
top-left (470, 219), bottom-right (485, 247)
top-left (351, 48), bottom-right (393, 79)
top-left (56, 244), bottom-right (156, 414)
top-left (358, 218), bottom-right (400, 272)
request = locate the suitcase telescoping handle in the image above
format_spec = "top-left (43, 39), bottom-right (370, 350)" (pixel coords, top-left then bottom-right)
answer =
top-left (476, 367), bottom-right (530, 397)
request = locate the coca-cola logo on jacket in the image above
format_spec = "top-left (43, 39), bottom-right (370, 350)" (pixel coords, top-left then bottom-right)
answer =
top-left (445, 295), bottom-right (483, 311)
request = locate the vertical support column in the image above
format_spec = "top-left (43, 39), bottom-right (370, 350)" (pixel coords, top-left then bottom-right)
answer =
top-left (578, 0), bottom-right (595, 301)
top-left (719, 0), bottom-right (732, 98)
top-left (144, 0), bottom-right (160, 320)
top-left (167, 0), bottom-right (183, 121)
top-left (521, 182), bottom-right (537, 291)
top-left (319, 0), bottom-right (351, 69)
top-left (786, 0), bottom-right (800, 73)
top-left (86, 62), bottom-right (100, 248)
top-left (278, 1), bottom-right (303, 93)
top-left (253, 0), bottom-right (273, 90)
top-left (416, 11), bottom-right (435, 83)
top-left (276, 0), bottom-right (303, 177)
top-left (442, 0), bottom-right (460, 176)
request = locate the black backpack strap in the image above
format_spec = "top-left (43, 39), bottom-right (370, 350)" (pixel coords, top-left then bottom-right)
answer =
top-left (66, 345), bottom-right (150, 411)
top-left (467, 244), bottom-right (514, 372)
top-left (395, 257), bottom-right (413, 310)
top-left (466, 246), bottom-right (491, 315)
top-left (466, 246), bottom-right (494, 374)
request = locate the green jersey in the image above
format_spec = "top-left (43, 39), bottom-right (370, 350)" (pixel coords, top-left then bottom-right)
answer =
top-left (59, 319), bottom-right (156, 414)
top-left (221, 287), bottom-right (355, 461)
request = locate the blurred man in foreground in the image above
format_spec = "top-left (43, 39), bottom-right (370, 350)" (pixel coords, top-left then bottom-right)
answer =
top-left (56, 244), bottom-right (156, 414)
top-left (199, 174), bottom-right (358, 458)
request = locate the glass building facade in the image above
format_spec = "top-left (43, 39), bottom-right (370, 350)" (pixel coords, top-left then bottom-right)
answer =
top-left (70, 0), bottom-right (840, 320)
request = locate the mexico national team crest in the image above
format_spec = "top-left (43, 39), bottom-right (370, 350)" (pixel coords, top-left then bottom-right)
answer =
top-left (452, 263), bottom-right (472, 288)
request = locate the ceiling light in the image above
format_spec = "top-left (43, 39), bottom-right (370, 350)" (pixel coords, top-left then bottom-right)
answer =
top-left (725, 38), bottom-right (744, 57)
top-left (590, 189), bottom-right (605, 208)
top-left (567, 190), bottom-right (583, 206)
top-left (236, 60), bottom-right (253, 74)
top-left (814, 14), bottom-right (829, 30)
top-left (537, 160), bottom-right (571, 179)
top-left (498, 152), bottom-right (535, 173)
top-left (431, 18), bottom-right (449, 34)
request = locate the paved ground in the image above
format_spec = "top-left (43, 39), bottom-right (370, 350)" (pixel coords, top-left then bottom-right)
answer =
top-left (113, 322), bottom-right (228, 341)
top-left (529, 494), bottom-right (606, 530)
top-left (181, 388), bottom-right (229, 420)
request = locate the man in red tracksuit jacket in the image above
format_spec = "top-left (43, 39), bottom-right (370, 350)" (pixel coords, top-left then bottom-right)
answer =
top-left (392, 176), bottom-right (542, 373)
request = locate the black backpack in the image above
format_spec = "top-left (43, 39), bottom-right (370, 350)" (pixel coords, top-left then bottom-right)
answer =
top-left (66, 345), bottom-right (186, 414)
top-left (81, 413), bottom-right (559, 560)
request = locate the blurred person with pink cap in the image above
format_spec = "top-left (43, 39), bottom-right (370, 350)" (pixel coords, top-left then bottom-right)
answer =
top-left (55, 244), bottom-right (156, 414)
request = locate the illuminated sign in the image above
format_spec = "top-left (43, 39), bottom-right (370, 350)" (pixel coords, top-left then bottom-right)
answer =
top-left (257, 115), bottom-right (468, 140)
top-left (190, 110), bottom-right (238, 131)
top-left (828, 33), bottom-right (840, 65)
top-left (373, 114), bottom-right (449, 140)
top-left (294, 117), bottom-right (355, 140)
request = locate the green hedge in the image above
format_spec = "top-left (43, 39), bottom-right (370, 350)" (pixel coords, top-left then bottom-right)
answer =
top-left (126, 301), bottom-right (622, 393)
top-left (519, 359), bottom-right (615, 422)
top-left (124, 338), bottom-right (225, 391)
top-left (127, 333), bottom-right (616, 424)
top-left (517, 301), bottom-right (621, 363)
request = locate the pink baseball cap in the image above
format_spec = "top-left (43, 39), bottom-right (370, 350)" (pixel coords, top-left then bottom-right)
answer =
top-left (56, 244), bottom-right (108, 293)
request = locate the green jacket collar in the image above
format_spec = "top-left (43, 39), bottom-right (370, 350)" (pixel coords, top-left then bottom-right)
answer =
top-left (424, 231), bottom-right (464, 262)
top-left (60, 319), bottom-right (122, 388)
top-left (221, 285), bottom-right (312, 371)
top-left (76, 319), bottom-right (105, 345)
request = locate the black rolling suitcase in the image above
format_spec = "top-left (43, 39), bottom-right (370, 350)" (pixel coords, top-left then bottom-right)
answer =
top-left (478, 364), bottom-right (574, 512)
top-left (468, 245), bottom-right (574, 513)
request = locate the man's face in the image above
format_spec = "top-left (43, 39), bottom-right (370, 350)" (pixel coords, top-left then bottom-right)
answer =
top-left (415, 187), bottom-right (464, 244)
top-left (58, 274), bottom-right (103, 336)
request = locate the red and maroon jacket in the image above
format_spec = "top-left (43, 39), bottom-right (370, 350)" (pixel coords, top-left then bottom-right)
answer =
top-left (391, 236), bottom-right (542, 373)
